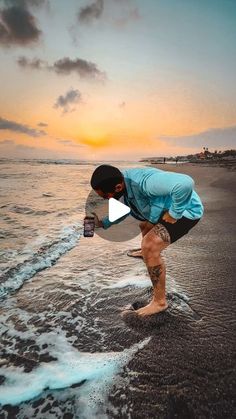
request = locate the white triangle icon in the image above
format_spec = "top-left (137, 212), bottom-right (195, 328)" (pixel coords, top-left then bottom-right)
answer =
top-left (108, 198), bottom-right (130, 222)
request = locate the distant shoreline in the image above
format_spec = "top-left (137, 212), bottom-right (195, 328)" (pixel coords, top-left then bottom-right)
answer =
top-left (142, 159), bottom-right (236, 171)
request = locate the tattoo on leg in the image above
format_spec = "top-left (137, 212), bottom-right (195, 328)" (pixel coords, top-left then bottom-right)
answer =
top-left (153, 224), bottom-right (171, 244)
top-left (148, 264), bottom-right (163, 286)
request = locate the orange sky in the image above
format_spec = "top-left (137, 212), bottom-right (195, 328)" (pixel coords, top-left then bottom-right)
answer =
top-left (0, 0), bottom-right (236, 159)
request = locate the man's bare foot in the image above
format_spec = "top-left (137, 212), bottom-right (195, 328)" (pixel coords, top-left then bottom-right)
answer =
top-left (127, 248), bottom-right (143, 258)
top-left (135, 300), bottom-right (168, 316)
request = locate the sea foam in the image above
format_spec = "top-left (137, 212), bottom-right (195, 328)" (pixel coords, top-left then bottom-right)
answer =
top-left (0, 331), bottom-right (150, 417)
top-left (0, 224), bottom-right (82, 299)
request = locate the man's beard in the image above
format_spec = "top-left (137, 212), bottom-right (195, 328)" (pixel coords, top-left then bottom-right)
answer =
top-left (113, 190), bottom-right (124, 200)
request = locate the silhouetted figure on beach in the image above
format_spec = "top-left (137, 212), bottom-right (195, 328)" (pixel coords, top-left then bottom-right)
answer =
top-left (163, 157), bottom-right (166, 164)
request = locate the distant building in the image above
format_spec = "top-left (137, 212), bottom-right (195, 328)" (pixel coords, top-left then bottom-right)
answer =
top-left (196, 152), bottom-right (205, 160)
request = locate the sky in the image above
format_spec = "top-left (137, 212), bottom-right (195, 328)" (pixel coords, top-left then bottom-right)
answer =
top-left (0, 0), bottom-right (236, 160)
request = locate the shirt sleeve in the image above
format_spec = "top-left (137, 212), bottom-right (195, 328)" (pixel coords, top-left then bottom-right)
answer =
top-left (141, 171), bottom-right (195, 220)
top-left (101, 213), bottom-right (130, 229)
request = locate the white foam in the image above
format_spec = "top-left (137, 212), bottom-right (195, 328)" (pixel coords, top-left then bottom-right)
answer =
top-left (0, 331), bottom-right (150, 417)
top-left (0, 223), bottom-right (82, 299)
top-left (108, 272), bottom-right (195, 317)
top-left (108, 271), bottom-right (178, 292)
top-left (109, 275), bottom-right (151, 289)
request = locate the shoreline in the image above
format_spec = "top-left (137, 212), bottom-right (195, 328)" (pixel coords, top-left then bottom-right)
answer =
top-left (144, 160), bottom-right (236, 171)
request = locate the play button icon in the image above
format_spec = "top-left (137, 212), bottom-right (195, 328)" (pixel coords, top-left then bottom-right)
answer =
top-left (85, 180), bottom-right (148, 242)
top-left (108, 198), bottom-right (130, 222)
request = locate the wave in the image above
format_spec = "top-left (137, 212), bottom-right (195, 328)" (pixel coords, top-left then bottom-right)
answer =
top-left (0, 224), bottom-right (82, 299)
top-left (0, 158), bottom-right (96, 166)
top-left (0, 330), bottom-right (150, 413)
top-left (8, 205), bottom-right (53, 215)
top-left (0, 158), bottom-right (141, 167)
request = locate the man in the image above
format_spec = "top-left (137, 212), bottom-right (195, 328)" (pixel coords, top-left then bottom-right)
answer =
top-left (90, 165), bottom-right (204, 317)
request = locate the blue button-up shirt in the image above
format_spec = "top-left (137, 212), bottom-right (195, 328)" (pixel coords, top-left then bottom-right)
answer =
top-left (102, 167), bottom-right (204, 229)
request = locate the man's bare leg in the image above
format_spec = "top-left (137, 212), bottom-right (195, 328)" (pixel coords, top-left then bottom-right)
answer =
top-left (135, 223), bottom-right (171, 316)
top-left (128, 221), bottom-right (154, 257)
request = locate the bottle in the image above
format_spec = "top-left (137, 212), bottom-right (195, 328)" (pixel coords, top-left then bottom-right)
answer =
top-left (83, 216), bottom-right (95, 237)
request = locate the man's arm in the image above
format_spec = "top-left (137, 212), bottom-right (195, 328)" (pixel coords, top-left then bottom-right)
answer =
top-left (92, 212), bottom-right (129, 229)
top-left (141, 171), bottom-right (195, 220)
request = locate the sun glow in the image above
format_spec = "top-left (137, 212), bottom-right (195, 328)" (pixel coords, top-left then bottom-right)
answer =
top-left (78, 130), bottom-right (110, 148)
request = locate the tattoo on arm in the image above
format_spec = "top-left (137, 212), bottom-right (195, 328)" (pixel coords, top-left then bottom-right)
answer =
top-left (148, 264), bottom-right (163, 286)
top-left (153, 223), bottom-right (171, 244)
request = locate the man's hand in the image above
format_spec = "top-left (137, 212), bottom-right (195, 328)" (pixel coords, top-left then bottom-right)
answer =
top-left (162, 211), bottom-right (177, 224)
top-left (91, 212), bottom-right (103, 228)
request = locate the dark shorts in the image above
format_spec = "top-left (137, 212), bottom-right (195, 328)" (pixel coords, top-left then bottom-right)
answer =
top-left (157, 216), bottom-right (201, 244)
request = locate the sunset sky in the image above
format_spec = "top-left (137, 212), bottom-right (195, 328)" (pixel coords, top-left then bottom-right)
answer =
top-left (0, 0), bottom-right (236, 160)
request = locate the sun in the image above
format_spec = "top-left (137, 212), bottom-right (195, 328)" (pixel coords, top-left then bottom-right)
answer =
top-left (77, 131), bottom-right (110, 148)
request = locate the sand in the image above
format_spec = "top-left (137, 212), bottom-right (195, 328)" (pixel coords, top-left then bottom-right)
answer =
top-left (109, 163), bottom-right (236, 418)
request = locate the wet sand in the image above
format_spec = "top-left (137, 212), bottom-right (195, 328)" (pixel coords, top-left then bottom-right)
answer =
top-left (109, 163), bottom-right (236, 418)
top-left (0, 163), bottom-right (235, 418)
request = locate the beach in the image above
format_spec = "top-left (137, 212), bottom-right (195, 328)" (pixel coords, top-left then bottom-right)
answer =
top-left (0, 160), bottom-right (235, 418)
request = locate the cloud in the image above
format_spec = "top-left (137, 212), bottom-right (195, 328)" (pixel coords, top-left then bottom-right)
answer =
top-left (37, 121), bottom-right (48, 127)
top-left (56, 139), bottom-right (83, 147)
top-left (52, 57), bottom-right (106, 80)
top-left (0, 1), bottom-right (43, 47)
top-left (77, 0), bottom-right (140, 27)
top-left (0, 139), bottom-right (15, 145)
top-left (0, 139), bottom-right (36, 153)
top-left (17, 56), bottom-right (46, 69)
top-left (15, 143), bottom-right (35, 150)
top-left (57, 139), bottom-right (72, 144)
top-left (3, 1), bottom-right (47, 7)
top-left (161, 126), bottom-right (236, 150)
top-left (0, 138), bottom-right (83, 159)
top-left (0, 116), bottom-right (46, 137)
top-left (53, 88), bottom-right (82, 114)
top-left (0, 140), bottom-right (56, 158)
top-left (78, 0), bottom-right (104, 23)
top-left (17, 56), bottom-right (106, 80)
